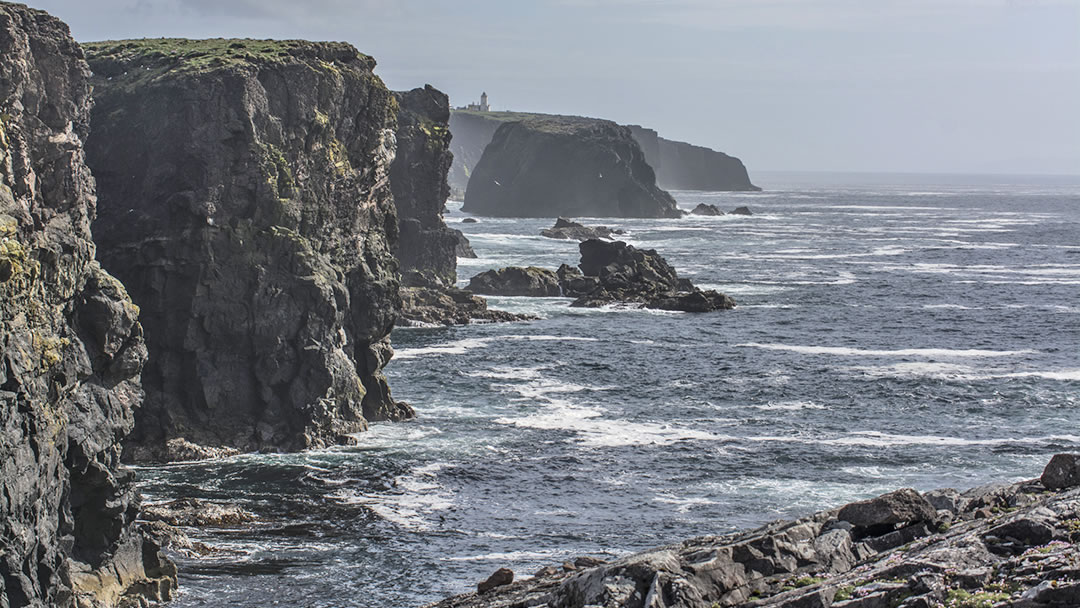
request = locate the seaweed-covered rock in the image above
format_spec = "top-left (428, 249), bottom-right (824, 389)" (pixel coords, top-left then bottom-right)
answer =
top-left (0, 4), bottom-right (174, 605)
top-left (467, 267), bottom-right (562, 297)
top-left (84, 38), bottom-right (411, 460)
top-left (463, 116), bottom-right (682, 218)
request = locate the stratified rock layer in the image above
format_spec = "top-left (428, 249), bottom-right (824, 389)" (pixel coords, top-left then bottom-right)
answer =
top-left (428, 455), bottom-right (1080, 608)
top-left (0, 4), bottom-right (174, 605)
top-left (463, 116), bottom-right (681, 218)
top-left (84, 38), bottom-right (412, 460)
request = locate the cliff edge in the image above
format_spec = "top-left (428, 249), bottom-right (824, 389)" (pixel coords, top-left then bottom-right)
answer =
top-left (84, 38), bottom-right (412, 461)
top-left (463, 116), bottom-right (681, 218)
top-left (0, 3), bottom-right (175, 605)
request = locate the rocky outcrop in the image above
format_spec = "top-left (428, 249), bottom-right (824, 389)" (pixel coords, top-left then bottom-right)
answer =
top-left (467, 267), bottom-right (562, 297)
top-left (628, 125), bottom-right (760, 192)
top-left (391, 85), bottom-right (461, 287)
top-left (398, 287), bottom-right (531, 326)
top-left (691, 203), bottom-right (724, 216)
top-left (541, 217), bottom-right (623, 241)
top-left (428, 454), bottom-right (1080, 608)
top-left (0, 4), bottom-right (175, 606)
top-left (448, 110), bottom-right (505, 195)
top-left (731, 205), bottom-right (753, 216)
top-left (83, 38), bottom-right (413, 461)
top-left (566, 240), bottom-right (735, 312)
top-left (463, 116), bottom-right (682, 218)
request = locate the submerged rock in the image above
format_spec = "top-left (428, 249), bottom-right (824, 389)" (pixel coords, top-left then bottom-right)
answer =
top-left (0, 4), bottom-right (175, 605)
top-left (463, 116), bottom-right (682, 218)
top-left (467, 267), bottom-right (562, 297)
top-left (84, 38), bottom-right (412, 460)
top-left (540, 217), bottom-right (624, 241)
top-left (427, 455), bottom-right (1080, 608)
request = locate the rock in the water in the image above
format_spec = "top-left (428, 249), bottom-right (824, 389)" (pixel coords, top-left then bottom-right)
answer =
top-left (463, 116), bottom-right (682, 218)
top-left (398, 287), bottom-right (534, 326)
top-left (568, 240), bottom-right (734, 312)
top-left (540, 217), bottom-right (623, 241)
top-left (477, 568), bottom-right (514, 593)
top-left (690, 203), bottom-right (725, 216)
top-left (0, 5), bottom-right (175, 605)
top-left (467, 267), bottom-right (562, 297)
top-left (84, 38), bottom-right (412, 459)
top-left (1040, 453), bottom-right (1080, 489)
top-left (451, 228), bottom-right (478, 258)
top-left (837, 488), bottom-right (937, 531)
top-left (164, 438), bottom-right (241, 462)
top-left (461, 217), bottom-right (479, 223)
top-left (731, 205), bottom-right (754, 215)
top-left (141, 498), bottom-right (257, 527)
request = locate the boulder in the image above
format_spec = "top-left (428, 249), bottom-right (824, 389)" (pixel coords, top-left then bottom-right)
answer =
top-left (461, 217), bottom-right (479, 223)
top-left (731, 206), bottom-right (754, 215)
top-left (467, 267), bottom-right (562, 297)
top-left (1040, 453), bottom-right (1080, 489)
top-left (837, 488), bottom-right (937, 532)
top-left (398, 287), bottom-right (533, 326)
top-left (477, 568), bottom-right (514, 593)
top-left (540, 217), bottom-right (623, 241)
top-left (691, 203), bottom-right (725, 216)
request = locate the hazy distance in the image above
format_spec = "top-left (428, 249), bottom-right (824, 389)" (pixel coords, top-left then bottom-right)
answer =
top-left (30, 0), bottom-right (1080, 176)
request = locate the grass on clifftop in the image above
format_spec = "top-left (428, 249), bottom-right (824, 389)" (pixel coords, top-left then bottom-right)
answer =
top-left (453, 109), bottom-right (614, 135)
top-left (84, 38), bottom-right (372, 78)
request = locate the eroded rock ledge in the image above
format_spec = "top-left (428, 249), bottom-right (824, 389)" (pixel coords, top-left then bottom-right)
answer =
top-left (428, 455), bottom-right (1080, 608)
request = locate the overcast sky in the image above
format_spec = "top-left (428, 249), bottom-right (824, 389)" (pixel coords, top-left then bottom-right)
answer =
top-left (28, 0), bottom-right (1080, 175)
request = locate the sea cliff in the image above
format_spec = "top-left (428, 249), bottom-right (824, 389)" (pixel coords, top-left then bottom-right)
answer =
top-left (0, 3), bottom-right (175, 605)
top-left (83, 38), bottom-right (413, 460)
top-left (463, 115), bottom-right (681, 218)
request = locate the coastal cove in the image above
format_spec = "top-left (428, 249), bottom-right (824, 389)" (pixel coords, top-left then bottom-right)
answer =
top-left (134, 174), bottom-right (1080, 607)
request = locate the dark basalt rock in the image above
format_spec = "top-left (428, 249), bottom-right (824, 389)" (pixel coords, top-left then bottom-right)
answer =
top-left (731, 205), bottom-right (754, 216)
top-left (690, 203), bottom-right (725, 216)
top-left (837, 488), bottom-right (937, 532)
top-left (0, 4), bottom-right (175, 605)
top-left (427, 455), bottom-right (1080, 608)
top-left (541, 217), bottom-right (624, 241)
top-left (398, 287), bottom-right (534, 326)
top-left (463, 117), bottom-right (682, 218)
top-left (451, 228), bottom-right (477, 258)
top-left (477, 568), bottom-right (514, 594)
top-left (628, 124), bottom-right (761, 192)
top-left (84, 38), bottom-right (412, 460)
top-left (461, 217), bottom-right (479, 224)
top-left (467, 266), bottom-right (562, 297)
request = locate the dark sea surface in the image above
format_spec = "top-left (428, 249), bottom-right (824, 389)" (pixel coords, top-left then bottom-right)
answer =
top-left (136, 173), bottom-right (1080, 607)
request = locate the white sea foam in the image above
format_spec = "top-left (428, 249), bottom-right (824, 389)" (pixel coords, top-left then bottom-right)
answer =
top-left (753, 400), bottom-right (827, 411)
top-left (820, 431), bottom-right (1080, 448)
top-left (735, 343), bottom-right (1034, 358)
top-left (330, 464), bottom-right (455, 531)
top-left (445, 550), bottom-right (560, 563)
top-left (394, 338), bottom-right (495, 360)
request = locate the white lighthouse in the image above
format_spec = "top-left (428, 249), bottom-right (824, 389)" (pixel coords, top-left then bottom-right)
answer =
top-left (479, 92), bottom-right (490, 112)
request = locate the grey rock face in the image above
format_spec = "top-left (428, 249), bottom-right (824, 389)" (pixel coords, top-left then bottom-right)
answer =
top-left (836, 488), bottom-right (937, 531)
top-left (84, 39), bottom-right (411, 460)
top-left (0, 4), bottom-right (174, 605)
top-left (627, 124), bottom-right (760, 192)
top-left (463, 117), bottom-right (682, 218)
top-left (397, 286), bottom-right (533, 326)
top-left (691, 203), bottom-right (725, 216)
top-left (541, 217), bottom-right (624, 241)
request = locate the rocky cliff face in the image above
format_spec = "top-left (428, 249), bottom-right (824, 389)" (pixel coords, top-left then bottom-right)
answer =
top-left (391, 85), bottom-right (463, 287)
top-left (463, 116), bottom-right (681, 218)
top-left (447, 110), bottom-right (503, 196)
top-left (628, 125), bottom-right (759, 192)
top-left (83, 38), bottom-right (413, 461)
top-left (0, 4), bottom-right (175, 605)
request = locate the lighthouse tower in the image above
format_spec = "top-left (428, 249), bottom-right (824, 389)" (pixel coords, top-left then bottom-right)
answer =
top-left (479, 92), bottom-right (490, 112)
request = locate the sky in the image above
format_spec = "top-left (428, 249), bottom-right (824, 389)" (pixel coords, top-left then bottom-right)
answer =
top-left (27, 0), bottom-right (1080, 175)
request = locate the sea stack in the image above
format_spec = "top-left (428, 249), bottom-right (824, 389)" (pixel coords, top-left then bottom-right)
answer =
top-left (84, 38), bottom-right (412, 460)
top-left (463, 116), bottom-right (682, 218)
top-left (0, 3), bottom-right (175, 605)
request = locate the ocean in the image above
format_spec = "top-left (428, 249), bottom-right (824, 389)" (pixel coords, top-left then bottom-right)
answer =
top-left (135, 172), bottom-right (1080, 607)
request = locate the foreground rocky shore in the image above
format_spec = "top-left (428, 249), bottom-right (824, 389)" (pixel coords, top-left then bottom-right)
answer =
top-left (428, 454), bottom-right (1080, 608)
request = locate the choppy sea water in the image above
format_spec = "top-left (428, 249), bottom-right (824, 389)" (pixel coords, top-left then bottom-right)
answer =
top-left (137, 173), bottom-right (1080, 607)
